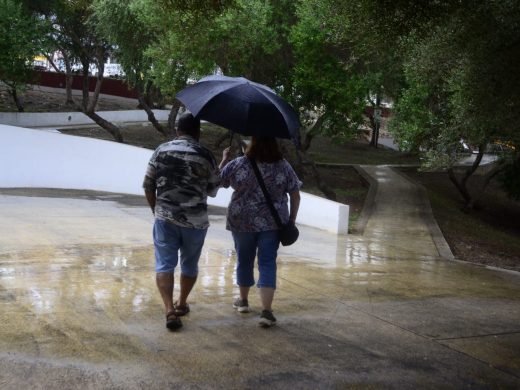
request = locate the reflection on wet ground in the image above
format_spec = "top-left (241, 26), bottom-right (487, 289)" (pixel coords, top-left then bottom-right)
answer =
top-left (0, 189), bottom-right (519, 388)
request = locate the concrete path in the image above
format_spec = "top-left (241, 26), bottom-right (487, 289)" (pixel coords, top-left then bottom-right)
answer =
top-left (0, 182), bottom-right (519, 389)
top-left (356, 165), bottom-right (454, 260)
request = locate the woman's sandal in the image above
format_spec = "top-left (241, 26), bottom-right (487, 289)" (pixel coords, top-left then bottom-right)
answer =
top-left (166, 310), bottom-right (182, 330)
top-left (173, 301), bottom-right (190, 317)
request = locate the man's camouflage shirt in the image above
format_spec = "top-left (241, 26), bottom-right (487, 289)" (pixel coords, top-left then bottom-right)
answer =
top-left (143, 135), bottom-right (220, 229)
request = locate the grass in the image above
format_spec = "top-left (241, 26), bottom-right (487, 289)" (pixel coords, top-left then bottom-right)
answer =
top-left (307, 135), bottom-right (419, 165)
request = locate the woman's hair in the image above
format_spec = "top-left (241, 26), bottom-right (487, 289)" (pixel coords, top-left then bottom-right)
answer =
top-left (245, 136), bottom-right (283, 163)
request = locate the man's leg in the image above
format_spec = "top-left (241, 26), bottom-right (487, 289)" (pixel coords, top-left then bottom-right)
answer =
top-left (156, 272), bottom-right (175, 315)
top-left (178, 274), bottom-right (197, 308)
top-left (176, 227), bottom-right (208, 309)
top-left (153, 220), bottom-right (180, 316)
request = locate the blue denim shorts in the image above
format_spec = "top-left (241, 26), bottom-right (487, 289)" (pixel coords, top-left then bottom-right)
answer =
top-left (153, 219), bottom-right (207, 276)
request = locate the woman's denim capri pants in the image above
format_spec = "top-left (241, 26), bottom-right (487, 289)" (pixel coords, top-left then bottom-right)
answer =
top-left (232, 229), bottom-right (279, 288)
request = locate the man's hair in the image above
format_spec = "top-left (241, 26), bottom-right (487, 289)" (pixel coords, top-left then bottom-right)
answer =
top-left (245, 136), bottom-right (283, 163)
top-left (177, 112), bottom-right (200, 136)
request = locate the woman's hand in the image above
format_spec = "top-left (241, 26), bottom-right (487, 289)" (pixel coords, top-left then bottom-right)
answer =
top-left (222, 147), bottom-right (231, 161)
top-left (219, 147), bottom-right (232, 170)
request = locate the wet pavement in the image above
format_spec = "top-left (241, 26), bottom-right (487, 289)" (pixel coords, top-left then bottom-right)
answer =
top-left (1, 174), bottom-right (520, 389)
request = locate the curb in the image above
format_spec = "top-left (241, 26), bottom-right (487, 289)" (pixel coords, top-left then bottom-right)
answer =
top-left (351, 165), bottom-right (378, 235)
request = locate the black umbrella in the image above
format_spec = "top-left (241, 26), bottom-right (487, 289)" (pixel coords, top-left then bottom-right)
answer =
top-left (176, 75), bottom-right (301, 146)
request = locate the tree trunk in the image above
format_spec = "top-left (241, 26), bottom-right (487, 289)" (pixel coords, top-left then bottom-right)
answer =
top-left (472, 159), bottom-right (508, 207)
top-left (137, 85), bottom-right (168, 137)
top-left (86, 50), bottom-right (104, 113)
top-left (301, 114), bottom-right (325, 152)
top-left (447, 144), bottom-right (486, 209)
top-left (8, 86), bottom-right (24, 112)
top-left (84, 111), bottom-right (124, 143)
top-left (62, 51), bottom-right (74, 105)
top-left (44, 54), bottom-right (60, 72)
top-left (80, 60), bottom-right (90, 111)
top-left (447, 167), bottom-right (472, 206)
top-left (168, 100), bottom-right (181, 132)
top-left (289, 114), bottom-right (336, 200)
top-left (75, 50), bottom-right (123, 143)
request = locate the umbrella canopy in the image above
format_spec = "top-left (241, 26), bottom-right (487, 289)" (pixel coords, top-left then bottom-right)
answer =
top-left (176, 75), bottom-right (301, 145)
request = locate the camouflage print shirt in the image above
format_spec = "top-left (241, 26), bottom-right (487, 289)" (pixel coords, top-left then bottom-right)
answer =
top-left (143, 136), bottom-right (220, 229)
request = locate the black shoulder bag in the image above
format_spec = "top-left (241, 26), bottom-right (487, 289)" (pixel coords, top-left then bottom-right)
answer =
top-left (249, 158), bottom-right (299, 246)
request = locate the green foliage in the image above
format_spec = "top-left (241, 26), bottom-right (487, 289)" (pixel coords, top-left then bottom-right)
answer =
top-left (0, 0), bottom-right (48, 88)
top-left (143, 0), bottom-right (296, 99)
top-left (289, 0), bottom-right (368, 138)
top-left (389, 1), bottom-right (520, 193)
top-left (92, 0), bottom-right (157, 88)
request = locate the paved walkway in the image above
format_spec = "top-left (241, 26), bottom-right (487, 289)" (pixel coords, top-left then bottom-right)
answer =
top-left (0, 173), bottom-right (519, 388)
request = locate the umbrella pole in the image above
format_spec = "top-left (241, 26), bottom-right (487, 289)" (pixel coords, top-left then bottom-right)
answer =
top-left (229, 131), bottom-right (234, 147)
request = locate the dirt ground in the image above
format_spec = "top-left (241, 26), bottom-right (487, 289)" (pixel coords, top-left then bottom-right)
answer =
top-left (2, 87), bottom-right (518, 271)
top-left (403, 169), bottom-right (520, 271)
top-left (0, 84), bottom-right (139, 112)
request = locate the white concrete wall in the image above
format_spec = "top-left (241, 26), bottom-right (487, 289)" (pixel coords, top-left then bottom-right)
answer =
top-left (0, 110), bottom-right (170, 129)
top-left (0, 124), bottom-right (348, 234)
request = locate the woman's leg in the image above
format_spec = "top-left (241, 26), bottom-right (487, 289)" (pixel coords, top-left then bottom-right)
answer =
top-left (232, 231), bottom-right (257, 300)
top-left (239, 285), bottom-right (250, 301)
top-left (256, 230), bottom-right (279, 311)
top-left (259, 287), bottom-right (275, 311)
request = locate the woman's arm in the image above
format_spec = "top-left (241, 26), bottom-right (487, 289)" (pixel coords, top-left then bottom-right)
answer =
top-left (288, 190), bottom-right (301, 224)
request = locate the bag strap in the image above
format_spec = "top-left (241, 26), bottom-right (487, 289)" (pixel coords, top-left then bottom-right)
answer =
top-left (248, 158), bottom-right (283, 228)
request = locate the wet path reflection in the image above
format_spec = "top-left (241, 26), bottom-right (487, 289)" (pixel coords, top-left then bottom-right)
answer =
top-left (1, 193), bottom-right (519, 387)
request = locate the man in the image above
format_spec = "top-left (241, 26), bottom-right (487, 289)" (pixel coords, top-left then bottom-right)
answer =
top-left (143, 112), bottom-right (223, 330)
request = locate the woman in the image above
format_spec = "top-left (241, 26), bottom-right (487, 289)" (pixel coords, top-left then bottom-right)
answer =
top-left (220, 136), bottom-right (301, 327)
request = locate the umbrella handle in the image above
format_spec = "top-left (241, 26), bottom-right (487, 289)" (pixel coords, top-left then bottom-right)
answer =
top-left (229, 131), bottom-right (234, 147)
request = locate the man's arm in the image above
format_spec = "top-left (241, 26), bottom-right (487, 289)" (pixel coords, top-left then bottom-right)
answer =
top-left (142, 164), bottom-right (157, 214)
top-left (144, 188), bottom-right (156, 215)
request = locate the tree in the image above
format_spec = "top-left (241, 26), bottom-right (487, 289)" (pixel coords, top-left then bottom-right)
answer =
top-left (145, 0), bottom-right (363, 199)
top-left (143, 0), bottom-right (294, 131)
top-left (135, 0), bottom-right (224, 130)
top-left (0, 0), bottom-right (48, 111)
top-left (389, 0), bottom-right (520, 207)
top-left (92, 0), bottom-right (169, 137)
top-left (25, 0), bottom-right (125, 142)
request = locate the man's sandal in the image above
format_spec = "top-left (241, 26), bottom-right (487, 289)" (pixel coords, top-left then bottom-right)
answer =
top-left (173, 301), bottom-right (190, 317)
top-left (166, 311), bottom-right (182, 330)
